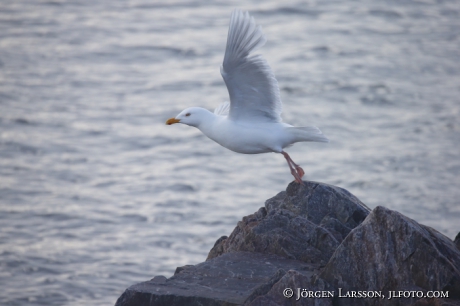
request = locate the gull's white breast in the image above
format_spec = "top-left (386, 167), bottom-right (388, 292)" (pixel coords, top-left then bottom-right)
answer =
top-left (198, 116), bottom-right (294, 154)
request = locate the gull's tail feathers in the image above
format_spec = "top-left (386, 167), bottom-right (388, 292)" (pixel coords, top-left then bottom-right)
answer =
top-left (287, 126), bottom-right (329, 143)
top-left (223, 10), bottom-right (267, 66)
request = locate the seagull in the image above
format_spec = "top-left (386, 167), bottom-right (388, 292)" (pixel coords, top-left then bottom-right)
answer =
top-left (166, 10), bottom-right (328, 184)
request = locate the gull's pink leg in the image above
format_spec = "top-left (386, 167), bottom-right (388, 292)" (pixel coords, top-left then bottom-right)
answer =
top-left (288, 157), bottom-right (305, 178)
top-left (297, 167), bottom-right (305, 178)
top-left (281, 151), bottom-right (304, 185)
top-left (282, 151), bottom-right (305, 179)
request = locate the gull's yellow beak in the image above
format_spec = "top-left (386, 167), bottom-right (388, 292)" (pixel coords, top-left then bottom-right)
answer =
top-left (166, 118), bottom-right (180, 125)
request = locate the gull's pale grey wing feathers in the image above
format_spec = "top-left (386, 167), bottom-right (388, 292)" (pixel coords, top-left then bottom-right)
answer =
top-left (221, 10), bottom-right (282, 123)
top-left (214, 101), bottom-right (230, 116)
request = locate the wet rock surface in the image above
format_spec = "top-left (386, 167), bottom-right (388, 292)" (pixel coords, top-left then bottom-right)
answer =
top-left (115, 181), bottom-right (460, 306)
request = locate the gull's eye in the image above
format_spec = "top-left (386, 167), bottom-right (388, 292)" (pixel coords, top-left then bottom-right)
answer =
top-left (185, 113), bottom-right (191, 117)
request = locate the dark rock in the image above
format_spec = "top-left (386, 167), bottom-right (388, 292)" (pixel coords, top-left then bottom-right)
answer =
top-left (115, 181), bottom-right (460, 306)
top-left (454, 232), bottom-right (460, 251)
top-left (266, 181), bottom-right (370, 234)
top-left (411, 298), bottom-right (460, 306)
top-left (248, 270), bottom-right (334, 306)
top-left (207, 235), bottom-right (229, 260)
top-left (319, 206), bottom-right (460, 306)
top-left (115, 252), bottom-right (316, 306)
top-left (173, 265), bottom-right (193, 275)
top-left (150, 275), bottom-right (167, 283)
top-left (207, 181), bottom-right (370, 264)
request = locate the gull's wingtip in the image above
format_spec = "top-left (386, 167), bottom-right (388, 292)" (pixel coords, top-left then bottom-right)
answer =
top-left (224, 8), bottom-right (267, 66)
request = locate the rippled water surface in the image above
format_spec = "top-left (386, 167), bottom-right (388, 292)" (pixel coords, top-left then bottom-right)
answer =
top-left (1, 0), bottom-right (459, 305)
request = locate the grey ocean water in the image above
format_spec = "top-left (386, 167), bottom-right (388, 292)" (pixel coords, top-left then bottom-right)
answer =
top-left (1, 0), bottom-right (459, 305)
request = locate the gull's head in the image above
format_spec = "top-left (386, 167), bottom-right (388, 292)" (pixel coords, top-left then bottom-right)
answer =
top-left (165, 107), bottom-right (212, 128)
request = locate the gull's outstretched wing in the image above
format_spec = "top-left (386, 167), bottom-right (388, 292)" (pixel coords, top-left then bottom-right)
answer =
top-left (221, 10), bottom-right (282, 123)
top-left (214, 101), bottom-right (230, 116)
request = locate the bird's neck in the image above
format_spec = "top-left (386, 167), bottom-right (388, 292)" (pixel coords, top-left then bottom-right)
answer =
top-left (196, 110), bottom-right (220, 138)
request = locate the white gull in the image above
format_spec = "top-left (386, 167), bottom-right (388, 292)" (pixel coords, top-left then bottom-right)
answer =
top-left (166, 10), bottom-right (328, 184)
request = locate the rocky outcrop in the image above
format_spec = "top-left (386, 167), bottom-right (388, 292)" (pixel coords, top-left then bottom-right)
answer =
top-left (455, 232), bottom-right (460, 251)
top-left (207, 182), bottom-right (370, 265)
top-left (115, 181), bottom-right (460, 306)
top-left (115, 251), bottom-right (318, 306)
top-left (319, 206), bottom-right (460, 306)
top-left (247, 269), bottom-right (334, 306)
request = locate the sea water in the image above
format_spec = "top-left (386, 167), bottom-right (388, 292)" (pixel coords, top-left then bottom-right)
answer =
top-left (1, 0), bottom-right (459, 305)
